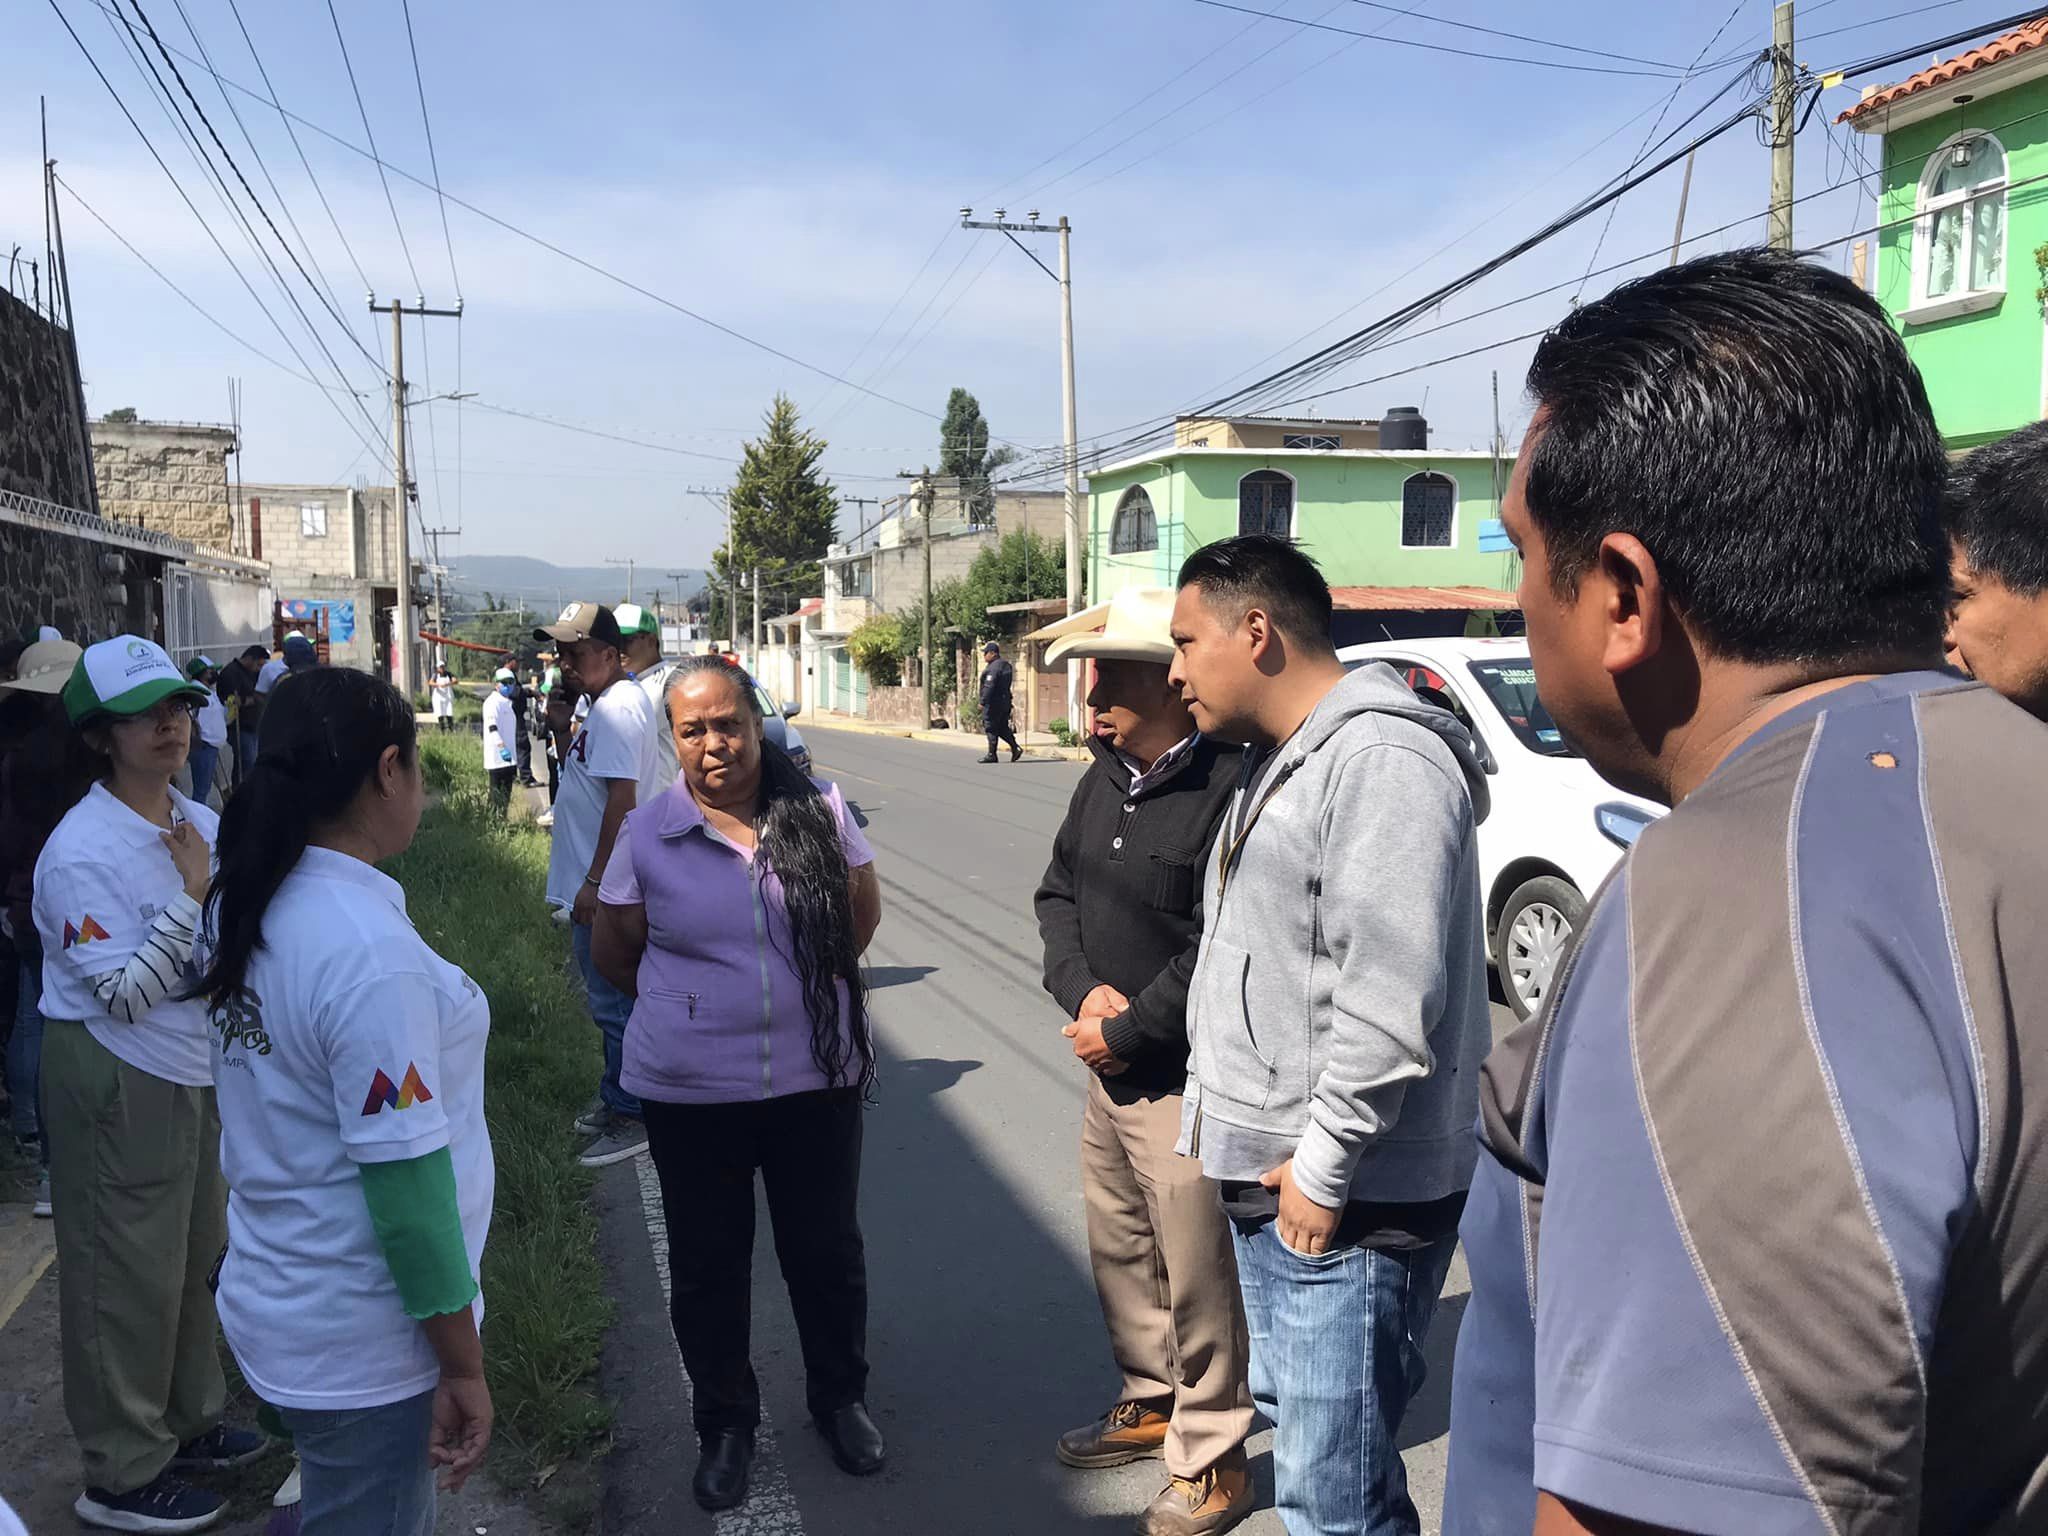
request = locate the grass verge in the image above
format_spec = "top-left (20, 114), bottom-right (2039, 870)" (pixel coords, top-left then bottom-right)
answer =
top-left (388, 731), bottom-right (613, 1489)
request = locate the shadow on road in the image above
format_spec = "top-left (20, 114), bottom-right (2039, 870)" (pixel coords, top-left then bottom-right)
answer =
top-left (864, 963), bottom-right (939, 990)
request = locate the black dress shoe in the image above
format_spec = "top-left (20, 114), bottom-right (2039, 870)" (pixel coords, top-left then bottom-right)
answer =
top-left (814, 1403), bottom-right (887, 1476)
top-left (692, 1429), bottom-right (754, 1510)
top-left (976, 754), bottom-right (999, 764)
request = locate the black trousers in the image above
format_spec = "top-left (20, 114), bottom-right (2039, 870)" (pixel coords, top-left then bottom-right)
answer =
top-left (487, 766), bottom-right (514, 814)
top-left (642, 1088), bottom-right (869, 1435)
top-left (985, 705), bottom-right (1019, 754)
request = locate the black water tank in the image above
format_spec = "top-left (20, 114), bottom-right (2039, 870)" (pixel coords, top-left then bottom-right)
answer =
top-left (1380, 406), bottom-right (1428, 450)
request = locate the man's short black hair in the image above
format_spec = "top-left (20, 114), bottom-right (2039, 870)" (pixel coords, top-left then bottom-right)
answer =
top-left (1524, 246), bottom-right (1949, 665)
top-left (240, 644), bottom-right (269, 661)
top-left (1177, 534), bottom-right (1334, 652)
top-left (1946, 420), bottom-right (2048, 597)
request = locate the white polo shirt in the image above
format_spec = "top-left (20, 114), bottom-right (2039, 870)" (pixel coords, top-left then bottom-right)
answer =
top-left (481, 690), bottom-right (515, 773)
top-left (254, 657), bottom-right (287, 695)
top-left (545, 676), bottom-right (656, 910)
top-left (635, 659), bottom-right (679, 790)
top-left (195, 693), bottom-right (228, 747)
top-left (34, 783), bottom-right (218, 1085)
top-left (209, 846), bottom-right (494, 1410)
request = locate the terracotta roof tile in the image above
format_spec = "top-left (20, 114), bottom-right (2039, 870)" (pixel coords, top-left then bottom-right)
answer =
top-left (1837, 19), bottom-right (2048, 124)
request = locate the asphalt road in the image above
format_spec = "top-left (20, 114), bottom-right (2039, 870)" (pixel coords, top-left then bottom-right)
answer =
top-left (597, 724), bottom-right (1511, 1536)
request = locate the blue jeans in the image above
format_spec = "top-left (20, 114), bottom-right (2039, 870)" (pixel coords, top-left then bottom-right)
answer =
top-left (278, 1390), bottom-right (434, 1536)
top-left (9, 956), bottom-right (44, 1153)
top-left (187, 744), bottom-right (218, 809)
top-left (1233, 1221), bottom-right (1460, 1536)
top-left (571, 922), bottom-right (640, 1119)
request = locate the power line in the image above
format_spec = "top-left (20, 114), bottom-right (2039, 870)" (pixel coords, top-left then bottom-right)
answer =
top-left (52, 0), bottom-right (395, 478)
top-left (399, 0), bottom-right (459, 296)
top-left (810, 224), bottom-right (954, 425)
top-left (1333, 0), bottom-right (1683, 69)
top-left (219, 0), bottom-right (383, 368)
top-left (54, 172), bottom-right (365, 395)
top-left (1188, 0), bottom-right (1694, 77)
top-left (75, 0), bottom-right (973, 433)
top-left (323, 0), bottom-right (420, 294)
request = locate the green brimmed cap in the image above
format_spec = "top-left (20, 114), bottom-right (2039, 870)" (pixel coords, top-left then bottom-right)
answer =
top-left (613, 603), bottom-right (659, 637)
top-left (63, 636), bottom-right (208, 726)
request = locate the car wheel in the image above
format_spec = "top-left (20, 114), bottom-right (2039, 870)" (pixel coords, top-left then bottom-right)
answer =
top-left (1496, 875), bottom-right (1586, 1022)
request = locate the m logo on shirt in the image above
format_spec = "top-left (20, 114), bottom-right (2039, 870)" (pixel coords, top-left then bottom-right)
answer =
top-left (361, 1062), bottom-right (436, 1116)
top-left (62, 916), bottom-right (111, 950)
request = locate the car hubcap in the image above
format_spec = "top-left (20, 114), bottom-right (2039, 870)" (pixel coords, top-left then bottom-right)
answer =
top-left (1507, 901), bottom-right (1572, 1013)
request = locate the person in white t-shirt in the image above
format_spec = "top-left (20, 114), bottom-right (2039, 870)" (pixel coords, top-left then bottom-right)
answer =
top-left (482, 670), bottom-right (518, 815)
top-left (531, 602), bottom-right (655, 1167)
top-left (193, 665), bottom-right (494, 1534)
top-left (185, 656), bottom-right (228, 810)
top-left (614, 603), bottom-right (678, 790)
top-left (33, 636), bottom-right (267, 1533)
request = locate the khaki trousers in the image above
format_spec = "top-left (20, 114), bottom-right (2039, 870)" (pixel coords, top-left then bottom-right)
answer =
top-left (43, 1019), bottom-right (227, 1494)
top-left (1080, 1072), bottom-right (1253, 1479)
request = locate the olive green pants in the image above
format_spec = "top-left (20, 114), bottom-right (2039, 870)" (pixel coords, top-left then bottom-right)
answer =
top-left (42, 1019), bottom-right (227, 1494)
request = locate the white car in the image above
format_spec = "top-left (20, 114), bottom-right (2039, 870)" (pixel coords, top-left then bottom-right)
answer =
top-left (1337, 636), bottom-right (1661, 1020)
top-left (753, 680), bottom-right (812, 776)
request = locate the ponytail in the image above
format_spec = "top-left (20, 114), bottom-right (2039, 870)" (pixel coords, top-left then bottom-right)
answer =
top-left (193, 667), bottom-right (416, 1010)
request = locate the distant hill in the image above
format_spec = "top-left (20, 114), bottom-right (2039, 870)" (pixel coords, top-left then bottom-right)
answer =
top-left (441, 555), bottom-right (706, 617)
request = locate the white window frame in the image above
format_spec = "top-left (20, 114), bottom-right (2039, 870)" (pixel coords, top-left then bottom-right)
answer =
top-left (1109, 485), bottom-right (1158, 554)
top-left (1282, 432), bottom-right (1340, 450)
top-left (1399, 470), bottom-right (1459, 550)
top-left (1905, 129), bottom-right (2008, 326)
top-left (1237, 468), bottom-right (1298, 539)
top-left (300, 501), bottom-right (328, 539)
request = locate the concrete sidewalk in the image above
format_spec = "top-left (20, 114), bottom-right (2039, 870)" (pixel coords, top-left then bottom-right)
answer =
top-left (804, 711), bottom-right (1091, 761)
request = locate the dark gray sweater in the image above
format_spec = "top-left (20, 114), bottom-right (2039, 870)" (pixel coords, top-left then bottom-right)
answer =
top-left (1035, 734), bottom-right (1240, 1104)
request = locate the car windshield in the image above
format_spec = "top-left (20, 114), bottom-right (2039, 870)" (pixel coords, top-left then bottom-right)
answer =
top-left (1464, 658), bottom-right (1575, 757)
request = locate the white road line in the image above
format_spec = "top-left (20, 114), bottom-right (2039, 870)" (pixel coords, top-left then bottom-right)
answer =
top-left (635, 1156), bottom-right (808, 1535)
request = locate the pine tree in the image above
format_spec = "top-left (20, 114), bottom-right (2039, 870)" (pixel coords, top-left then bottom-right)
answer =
top-left (711, 394), bottom-right (839, 636)
top-left (938, 388), bottom-right (1018, 524)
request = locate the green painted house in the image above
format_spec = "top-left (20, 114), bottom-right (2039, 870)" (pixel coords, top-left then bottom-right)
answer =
top-left (1085, 413), bottom-right (1520, 640)
top-left (1841, 20), bottom-right (2048, 447)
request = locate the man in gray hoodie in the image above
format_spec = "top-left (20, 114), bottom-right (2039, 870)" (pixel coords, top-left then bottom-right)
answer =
top-left (1167, 534), bottom-right (1492, 1536)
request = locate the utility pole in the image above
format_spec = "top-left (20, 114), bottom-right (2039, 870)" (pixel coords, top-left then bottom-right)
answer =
top-left (421, 523), bottom-right (458, 668)
top-left (920, 479), bottom-right (936, 728)
top-left (371, 294), bottom-right (462, 700)
top-left (604, 556), bottom-right (636, 605)
top-left (1768, 1), bottom-right (1796, 251)
top-left (751, 567), bottom-right (763, 672)
top-left (960, 206), bottom-right (1082, 719)
top-left (666, 572), bottom-right (692, 639)
top-left (1669, 149), bottom-right (1697, 266)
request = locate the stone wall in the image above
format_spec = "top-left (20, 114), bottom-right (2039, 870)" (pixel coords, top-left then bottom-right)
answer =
top-left (0, 521), bottom-right (160, 645)
top-left (91, 420), bottom-right (236, 549)
top-left (0, 290), bottom-right (94, 509)
top-left (866, 683), bottom-right (962, 728)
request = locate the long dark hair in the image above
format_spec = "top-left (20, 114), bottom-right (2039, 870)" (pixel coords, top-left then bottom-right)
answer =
top-left (193, 667), bottom-right (416, 1010)
top-left (664, 656), bottom-right (874, 1095)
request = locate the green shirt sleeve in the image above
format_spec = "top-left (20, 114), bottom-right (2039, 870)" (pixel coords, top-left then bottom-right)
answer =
top-left (357, 1147), bottom-right (480, 1321)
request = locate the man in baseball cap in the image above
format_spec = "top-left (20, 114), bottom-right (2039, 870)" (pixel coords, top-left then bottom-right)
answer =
top-left (531, 601), bottom-right (659, 1168)
top-left (612, 605), bottom-right (677, 789)
top-left (977, 639), bottom-right (1021, 763)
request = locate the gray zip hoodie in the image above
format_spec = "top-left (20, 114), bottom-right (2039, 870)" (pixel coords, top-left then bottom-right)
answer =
top-left (1177, 661), bottom-right (1493, 1211)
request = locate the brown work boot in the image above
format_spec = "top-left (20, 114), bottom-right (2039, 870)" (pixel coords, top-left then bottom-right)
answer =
top-left (1135, 1449), bottom-right (1254, 1536)
top-left (1055, 1400), bottom-right (1170, 1469)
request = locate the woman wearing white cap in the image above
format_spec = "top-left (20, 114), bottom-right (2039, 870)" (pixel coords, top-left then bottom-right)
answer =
top-left (33, 636), bottom-right (266, 1533)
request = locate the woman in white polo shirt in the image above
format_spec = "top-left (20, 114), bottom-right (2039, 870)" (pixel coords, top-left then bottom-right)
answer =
top-left (34, 636), bottom-right (266, 1533)
top-left (192, 666), bottom-right (495, 1535)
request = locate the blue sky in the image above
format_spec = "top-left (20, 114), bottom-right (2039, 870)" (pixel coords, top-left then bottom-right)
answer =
top-left (3, 0), bottom-right (1976, 577)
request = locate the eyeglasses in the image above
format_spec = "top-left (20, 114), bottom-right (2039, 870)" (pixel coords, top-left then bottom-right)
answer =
top-left (119, 698), bottom-right (201, 728)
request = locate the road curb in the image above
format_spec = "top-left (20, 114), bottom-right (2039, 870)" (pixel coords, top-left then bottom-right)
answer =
top-left (803, 717), bottom-right (1090, 761)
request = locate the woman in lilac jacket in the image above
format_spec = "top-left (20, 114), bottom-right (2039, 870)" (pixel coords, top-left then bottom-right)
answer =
top-left (592, 655), bottom-right (882, 1515)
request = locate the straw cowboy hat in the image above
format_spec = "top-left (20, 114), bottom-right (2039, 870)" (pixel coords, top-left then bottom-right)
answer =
top-left (0, 637), bottom-right (84, 696)
top-left (1045, 587), bottom-right (1177, 667)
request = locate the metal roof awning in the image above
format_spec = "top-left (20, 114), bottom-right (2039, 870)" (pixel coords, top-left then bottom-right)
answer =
top-left (1017, 599), bottom-right (1109, 644)
top-left (1330, 585), bottom-right (1519, 611)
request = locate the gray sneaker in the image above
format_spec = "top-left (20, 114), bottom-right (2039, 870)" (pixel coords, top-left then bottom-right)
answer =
top-left (577, 1119), bottom-right (648, 1168)
top-left (33, 1171), bottom-right (52, 1219)
top-left (573, 1096), bottom-right (609, 1137)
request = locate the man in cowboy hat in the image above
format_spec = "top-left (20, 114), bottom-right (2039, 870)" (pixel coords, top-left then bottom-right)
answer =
top-left (977, 639), bottom-right (1021, 763)
top-left (1034, 587), bottom-right (1253, 1536)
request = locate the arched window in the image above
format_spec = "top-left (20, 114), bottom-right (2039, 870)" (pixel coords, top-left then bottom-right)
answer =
top-left (1110, 485), bottom-right (1157, 554)
top-left (1401, 472), bottom-right (1456, 548)
top-left (1915, 131), bottom-right (2007, 312)
top-left (1238, 470), bottom-right (1294, 538)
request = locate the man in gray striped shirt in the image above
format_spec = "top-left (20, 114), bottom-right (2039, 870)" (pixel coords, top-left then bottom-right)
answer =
top-left (1446, 249), bottom-right (2048, 1536)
